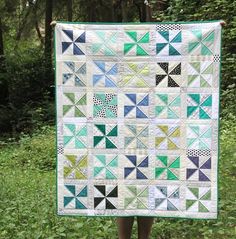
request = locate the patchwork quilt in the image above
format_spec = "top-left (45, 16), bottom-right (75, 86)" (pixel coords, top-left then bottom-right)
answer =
top-left (55, 21), bottom-right (221, 219)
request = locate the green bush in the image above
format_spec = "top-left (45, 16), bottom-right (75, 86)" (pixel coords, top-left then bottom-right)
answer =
top-left (220, 86), bottom-right (236, 119)
top-left (0, 47), bottom-right (54, 134)
top-left (0, 125), bottom-right (56, 171)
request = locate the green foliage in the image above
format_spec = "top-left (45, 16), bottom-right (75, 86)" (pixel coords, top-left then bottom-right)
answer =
top-left (0, 121), bottom-right (235, 239)
top-left (0, 47), bottom-right (54, 134)
top-left (0, 125), bottom-right (55, 171)
top-left (220, 85), bottom-right (236, 119)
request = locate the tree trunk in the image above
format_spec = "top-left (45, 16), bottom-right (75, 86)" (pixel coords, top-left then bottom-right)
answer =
top-left (115, 0), bottom-right (123, 22)
top-left (44, 0), bottom-right (53, 59)
top-left (88, 0), bottom-right (96, 21)
top-left (140, 2), bottom-right (146, 22)
top-left (121, 0), bottom-right (127, 22)
top-left (157, 0), bottom-right (169, 11)
top-left (145, 4), bottom-right (152, 22)
top-left (111, 0), bottom-right (116, 22)
top-left (35, 19), bottom-right (43, 45)
top-left (0, 17), bottom-right (4, 62)
top-left (0, 17), bottom-right (8, 106)
top-left (31, 0), bottom-right (43, 45)
top-left (67, 0), bottom-right (72, 21)
top-left (16, 6), bottom-right (31, 41)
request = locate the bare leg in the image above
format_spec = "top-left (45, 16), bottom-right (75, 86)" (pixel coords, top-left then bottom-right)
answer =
top-left (117, 217), bottom-right (135, 239)
top-left (137, 217), bottom-right (154, 239)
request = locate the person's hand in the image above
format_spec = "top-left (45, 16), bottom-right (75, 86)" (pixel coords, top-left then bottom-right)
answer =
top-left (220, 20), bottom-right (226, 26)
top-left (50, 21), bottom-right (57, 27)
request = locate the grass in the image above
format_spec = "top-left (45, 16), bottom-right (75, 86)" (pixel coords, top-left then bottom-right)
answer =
top-left (0, 121), bottom-right (235, 239)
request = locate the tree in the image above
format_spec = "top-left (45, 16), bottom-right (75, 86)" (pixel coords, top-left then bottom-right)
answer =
top-left (0, 17), bottom-right (4, 64)
top-left (0, 0), bottom-right (18, 106)
top-left (44, 0), bottom-right (53, 59)
top-left (67, 0), bottom-right (72, 21)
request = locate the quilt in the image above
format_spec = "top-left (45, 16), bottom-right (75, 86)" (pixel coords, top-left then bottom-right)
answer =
top-left (55, 21), bottom-right (221, 219)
